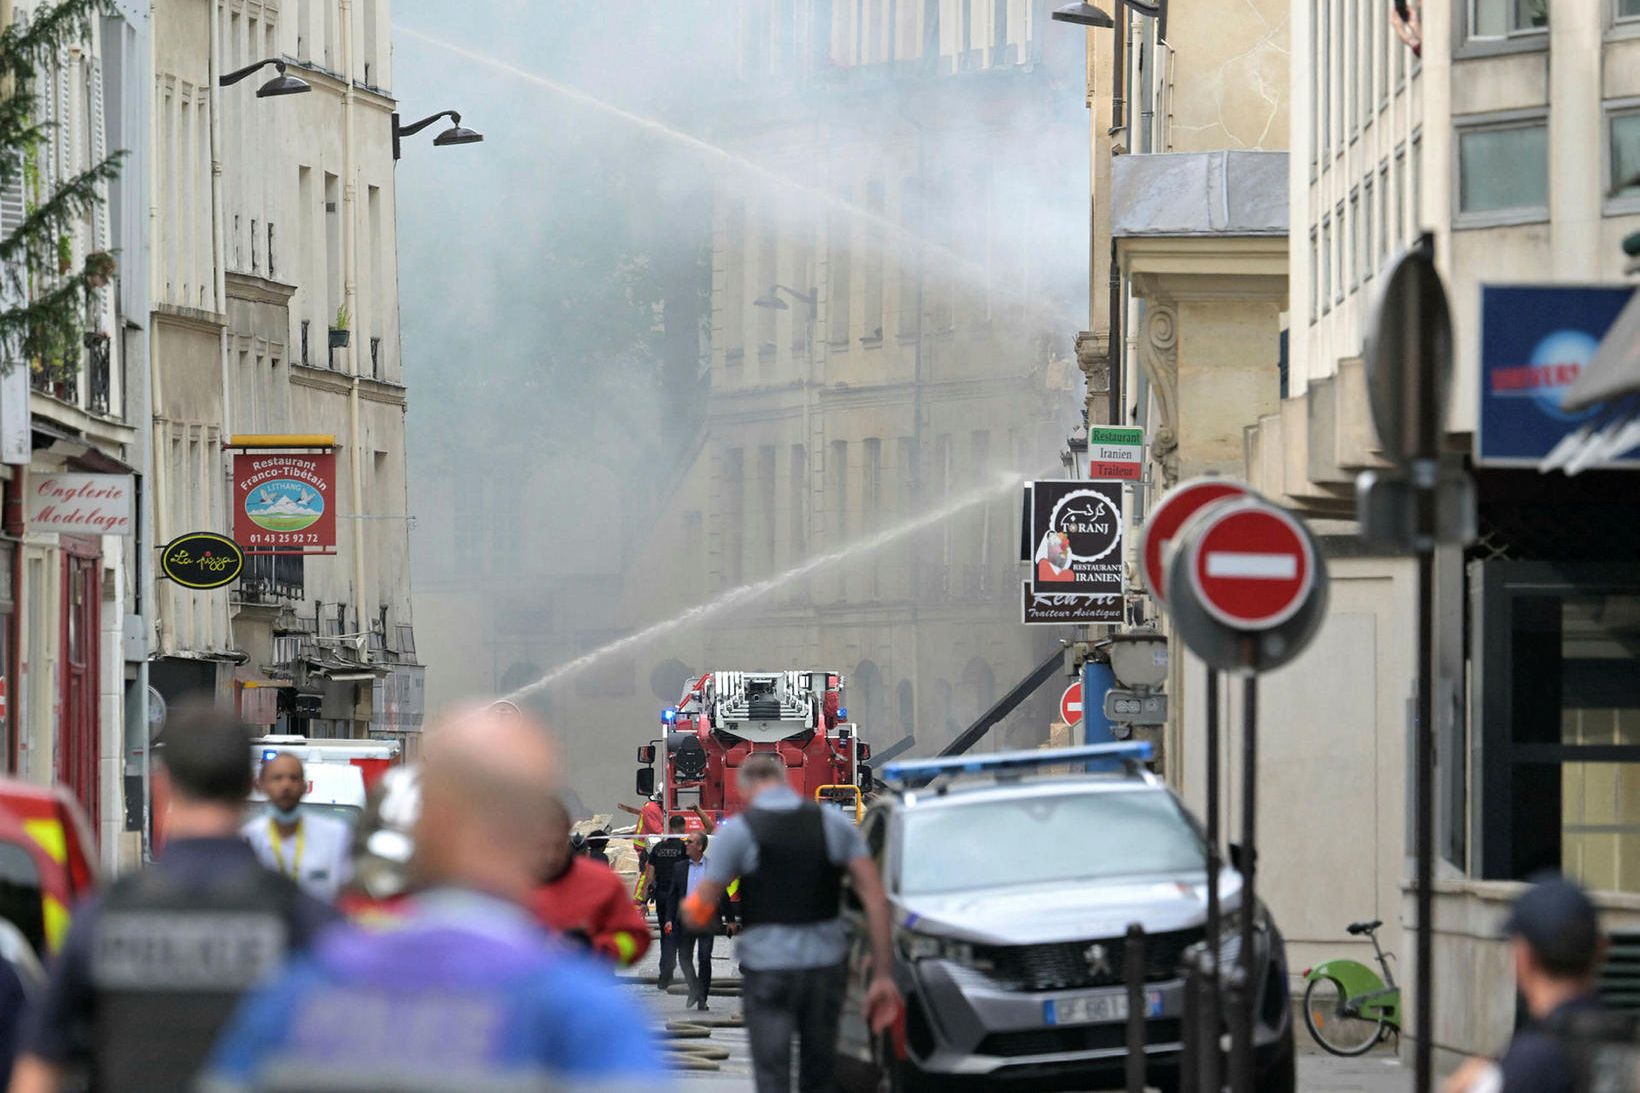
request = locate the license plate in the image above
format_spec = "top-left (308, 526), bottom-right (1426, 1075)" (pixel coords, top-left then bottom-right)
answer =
top-left (1045, 989), bottom-right (1163, 1026)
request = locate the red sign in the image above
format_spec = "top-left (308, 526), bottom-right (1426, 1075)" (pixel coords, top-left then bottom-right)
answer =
top-left (1140, 478), bottom-right (1249, 602)
top-left (1060, 681), bottom-right (1084, 725)
top-left (233, 452), bottom-right (337, 554)
top-left (1090, 461), bottom-right (1143, 481)
top-left (1187, 501), bottom-right (1315, 630)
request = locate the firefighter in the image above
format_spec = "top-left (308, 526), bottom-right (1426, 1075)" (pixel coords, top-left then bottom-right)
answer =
top-left (530, 799), bottom-right (651, 967)
top-left (10, 704), bottom-right (338, 1093)
top-left (202, 703), bottom-right (661, 1088)
top-left (681, 752), bottom-right (900, 1093)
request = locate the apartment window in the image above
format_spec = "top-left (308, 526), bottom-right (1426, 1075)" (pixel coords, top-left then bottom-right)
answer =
top-left (897, 177), bottom-right (920, 338)
top-left (368, 185), bottom-right (384, 348)
top-left (829, 440), bottom-right (848, 539)
top-left (1378, 163), bottom-right (1390, 264)
top-left (724, 448), bottom-right (744, 586)
top-left (723, 198), bottom-right (746, 357)
top-left (1470, 0), bottom-right (1548, 39)
top-left (862, 180), bottom-right (884, 344)
top-left (1309, 229), bottom-right (1319, 324)
top-left (1610, 110), bottom-right (1640, 205)
top-left (790, 445), bottom-right (807, 559)
top-left (1349, 190), bottom-right (1361, 293)
top-left (267, 222), bottom-right (276, 279)
top-left (1320, 0), bottom-right (1331, 161)
top-left (757, 224), bottom-right (778, 355)
top-left (1363, 180), bottom-right (1375, 281)
top-left (1394, 148), bottom-right (1407, 243)
top-left (1309, 3), bottom-right (1320, 167)
top-left (1354, 0), bottom-right (1368, 136)
top-left (1622, 0), bottom-right (1640, 21)
top-left (1457, 119), bottom-right (1546, 220)
top-left (1320, 217), bottom-right (1333, 316)
top-left (758, 446), bottom-right (777, 574)
top-left (1375, 0), bottom-right (1387, 111)
top-left (324, 172), bottom-right (341, 333)
top-left (1333, 203), bottom-right (1345, 304)
top-left (828, 197), bottom-right (851, 346)
top-left (863, 438), bottom-right (882, 530)
top-left (1411, 133), bottom-right (1423, 233)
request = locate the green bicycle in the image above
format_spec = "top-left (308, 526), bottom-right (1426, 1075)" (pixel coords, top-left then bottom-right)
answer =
top-left (1301, 919), bottom-right (1402, 1056)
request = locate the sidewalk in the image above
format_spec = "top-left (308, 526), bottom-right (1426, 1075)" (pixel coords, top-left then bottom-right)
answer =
top-left (1299, 1047), bottom-right (1410, 1091)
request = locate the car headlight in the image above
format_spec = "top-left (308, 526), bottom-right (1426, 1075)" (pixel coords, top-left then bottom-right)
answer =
top-left (896, 929), bottom-right (990, 970)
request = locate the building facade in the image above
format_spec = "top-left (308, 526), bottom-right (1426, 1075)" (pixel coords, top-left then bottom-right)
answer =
top-left (416, 0), bottom-right (1085, 806)
top-left (1259, 0), bottom-right (1640, 1067)
top-left (149, 0), bottom-right (421, 752)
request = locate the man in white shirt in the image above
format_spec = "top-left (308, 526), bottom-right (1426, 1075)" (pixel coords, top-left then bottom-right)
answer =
top-left (241, 752), bottom-right (353, 902)
top-left (677, 832), bottom-right (734, 1011)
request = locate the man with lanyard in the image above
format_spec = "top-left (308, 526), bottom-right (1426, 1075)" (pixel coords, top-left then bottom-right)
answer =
top-left (242, 752), bottom-right (353, 902)
top-left (10, 704), bottom-right (338, 1093)
top-left (203, 703), bottom-right (662, 1091)
top-left (1445, 875), bottom-right (1608, 1093)
top-left (644, 814), bottom-right (690, 991)
top-left (676, 832), bottom-right (735, 1012)
top-left (682, 752), bottom-right (900, 1093)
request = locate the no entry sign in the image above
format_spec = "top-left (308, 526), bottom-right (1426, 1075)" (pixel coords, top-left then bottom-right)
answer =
top-left (1140, 477), bottom-right (1248, 602)
top-left (1060, 681), bottom-right (1084, 725)
top-left (1186, 500), bottom-right (1316, 631)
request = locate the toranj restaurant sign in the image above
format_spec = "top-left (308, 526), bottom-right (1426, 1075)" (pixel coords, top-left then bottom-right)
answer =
top-left (26, 472), bottom-right (135, 536)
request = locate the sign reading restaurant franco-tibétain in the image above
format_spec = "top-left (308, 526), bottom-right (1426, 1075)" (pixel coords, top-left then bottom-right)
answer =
top-left (26, 472), bottom-right (134, 536)
top-left (233, 452), bottom-right (337, 553)
top-left (160, 532), bottom-right (245, 590)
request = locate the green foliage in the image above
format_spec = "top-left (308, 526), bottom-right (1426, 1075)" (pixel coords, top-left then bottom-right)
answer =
top-left (334, 303), bottom-right (350, 331)
top-left (0, 0), bottom-right (126, 378)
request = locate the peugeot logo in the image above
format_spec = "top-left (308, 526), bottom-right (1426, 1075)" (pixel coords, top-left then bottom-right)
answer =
top-left (1083, 943), bottom-right (1112, 977)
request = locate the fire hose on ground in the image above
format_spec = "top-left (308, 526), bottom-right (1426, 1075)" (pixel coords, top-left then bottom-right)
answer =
top-left (620, 973), bottom-right (746, 1072)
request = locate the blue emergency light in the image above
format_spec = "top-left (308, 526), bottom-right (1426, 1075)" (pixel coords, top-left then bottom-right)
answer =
top-left (261, 749), bottom-right (278, 762)
top-left (837, 707), bottom-right (848, 721)
top-left (880, 741), bottom-right (1153, 786)
top-left (661, 706), bottom-right (679, 726)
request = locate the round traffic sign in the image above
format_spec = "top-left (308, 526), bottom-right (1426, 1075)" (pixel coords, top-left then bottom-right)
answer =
top-left (1140, 477), bottom-right (1250, 602)
top-left (1186, 500), bottom-right (1316, 631)
top-left (1060, 681), bottom-right (1084, 726)
top-left (1166, 498), bottom-right (1330, 674)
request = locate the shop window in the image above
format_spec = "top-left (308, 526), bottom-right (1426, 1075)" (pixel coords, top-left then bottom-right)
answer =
top-left (1456, 119), bottom-right (1548, 220)
top-left (1475, 565), bottom-right (1640, 891)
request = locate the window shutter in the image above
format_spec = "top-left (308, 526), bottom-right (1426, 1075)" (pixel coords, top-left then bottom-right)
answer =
top-left (90, 56), bottom-right (108, 252)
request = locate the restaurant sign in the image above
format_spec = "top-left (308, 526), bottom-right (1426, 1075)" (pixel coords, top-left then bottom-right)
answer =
top-left (26, 472), bottom-right (134, 535)
top-left (160, 532), bottom-right (244, 589)
top-left (233, 452), bottom-right (337, 553)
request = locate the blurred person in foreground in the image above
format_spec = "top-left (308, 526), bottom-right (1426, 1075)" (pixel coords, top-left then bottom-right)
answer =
top-left (681, 753), bottom-right (900, 1093)
top-left (9, 704), bottom-right (338, 1093)
top-left (242, 752), bottom-right (353, 902)
top-left (531, 798), bottom-right (651, 968)
top-left (202, 704), bottom-right (664, 1091)
top-left (1443, 875), bottom-right (1606, 1093)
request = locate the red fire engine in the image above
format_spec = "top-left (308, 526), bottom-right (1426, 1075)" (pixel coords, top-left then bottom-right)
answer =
top-left (636, 670), bottom-right (872, 828)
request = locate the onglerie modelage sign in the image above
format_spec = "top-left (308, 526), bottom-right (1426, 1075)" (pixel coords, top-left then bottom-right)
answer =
top-left (233, 452), bottom-right (336, 553)
top-left (27, 473), bottom-right (134, 535)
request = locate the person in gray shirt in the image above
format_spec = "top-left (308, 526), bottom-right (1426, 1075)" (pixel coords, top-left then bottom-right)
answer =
top-left (682, 753), bottom-right (900, 1092)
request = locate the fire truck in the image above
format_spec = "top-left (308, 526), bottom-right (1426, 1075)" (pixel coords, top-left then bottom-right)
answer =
top-left (635, 670), bottom-right (872, 829)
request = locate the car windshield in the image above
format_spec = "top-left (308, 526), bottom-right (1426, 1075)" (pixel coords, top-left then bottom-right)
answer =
top-left (898, 789), bottom-right (1205, 896)
top-left (302, 802), bottom-right (362, 826)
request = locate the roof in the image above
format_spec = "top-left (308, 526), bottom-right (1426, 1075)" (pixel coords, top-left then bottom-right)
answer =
top-left (1111, 150), bottom-right (1289, 238)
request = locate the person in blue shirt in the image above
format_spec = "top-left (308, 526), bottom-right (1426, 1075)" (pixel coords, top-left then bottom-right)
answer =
top-left (202, 703), bottom-right (665, 1092)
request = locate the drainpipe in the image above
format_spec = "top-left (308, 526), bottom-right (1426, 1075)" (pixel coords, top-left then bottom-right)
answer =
top-left (339, 0), bottom-right (370, 690)
top-left (208, 0), bottom-right (229, 673)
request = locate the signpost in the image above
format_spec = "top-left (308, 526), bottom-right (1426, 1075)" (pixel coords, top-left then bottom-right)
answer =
top-left (1059, 680), bottom-right (1084, 728)
top-left (1159, 491), bottom-right (1329, 1093)
top-left (1358, 234), bottom-right (1473, 1093)
top-left (1087, 425), bottom-right (1144, 481)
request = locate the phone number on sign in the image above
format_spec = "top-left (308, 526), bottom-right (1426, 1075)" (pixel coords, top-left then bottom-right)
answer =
top-left (244, 532), bottom-right (324, 545)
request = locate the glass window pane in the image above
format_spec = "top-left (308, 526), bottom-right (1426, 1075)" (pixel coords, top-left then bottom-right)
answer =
top-left (0, 841), bottom-right (45, 956)
top-left (1459, 124), bottom-right (1546, 213)
top-left (1623, 0), bottom-right (1640, 19)
top-left (1513, 0), bottom-right (1548, 30)
top-left (1473, 0), bottom-right (1508, 37)
top-left (1613, 114), bottom-right (1640, 199)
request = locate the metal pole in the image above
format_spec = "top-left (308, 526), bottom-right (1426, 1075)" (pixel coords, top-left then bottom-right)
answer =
top-left (1125, 923), bottom-right (1147, 1093)
top-left (1236, 663), bottom-right (1259, 1093)
top-left (1414, 465), bottom-right (1437, 1093)
top-left (1203, 665), bottom-right (1222, 1093)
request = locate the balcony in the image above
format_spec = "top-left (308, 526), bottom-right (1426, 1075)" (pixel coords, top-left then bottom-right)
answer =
top-left (238, 552), bottom-right (306, 604)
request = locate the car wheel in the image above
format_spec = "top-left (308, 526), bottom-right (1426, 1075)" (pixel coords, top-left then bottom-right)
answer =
top-left (1255, 1025), bottom-right (1298, 1093)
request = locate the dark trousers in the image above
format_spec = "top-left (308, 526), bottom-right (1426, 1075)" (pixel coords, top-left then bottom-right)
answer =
top-left (678, 928), bottom-right (715, 1005)
top-left (742, 963), bottom-right (848, 1093)
top-left (655, 890), bottom-right (681, 983)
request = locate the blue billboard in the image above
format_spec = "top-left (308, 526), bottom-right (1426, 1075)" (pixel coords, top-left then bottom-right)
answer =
top-left (1478, 284), bottom-right (1638, 466)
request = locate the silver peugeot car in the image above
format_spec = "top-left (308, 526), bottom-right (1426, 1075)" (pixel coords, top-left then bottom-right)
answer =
top-left (836, 743), bottom-right (1295, 1092)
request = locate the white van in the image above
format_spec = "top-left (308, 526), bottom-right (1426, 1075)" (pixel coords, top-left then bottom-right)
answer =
top-left (248, 758), bottom-right (367, 827)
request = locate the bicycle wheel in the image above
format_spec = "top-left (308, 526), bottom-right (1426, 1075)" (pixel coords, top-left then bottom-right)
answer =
top-left (1303, 976), bottom-right (1387, 1057)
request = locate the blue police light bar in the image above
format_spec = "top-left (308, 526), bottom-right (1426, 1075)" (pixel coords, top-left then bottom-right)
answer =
top-left (880, 741), bottom-right (1153, 786)
top-left (837, 707), bottom-right (848, 721)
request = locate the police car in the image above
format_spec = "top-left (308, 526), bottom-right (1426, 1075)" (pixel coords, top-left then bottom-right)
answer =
top-left (836, 742), bottom-right (1295, 1092)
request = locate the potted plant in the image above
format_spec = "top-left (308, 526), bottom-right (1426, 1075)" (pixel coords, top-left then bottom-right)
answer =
top-left (329, 304), bottom-right (350, 349)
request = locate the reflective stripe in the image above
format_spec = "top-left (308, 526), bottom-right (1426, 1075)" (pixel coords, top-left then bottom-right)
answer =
top-left (25, 818), bottom-right (66, 863)
top-left (43, 894), bottom-right (68, 952)
top-left (612, 932), bottom-right (639, 965)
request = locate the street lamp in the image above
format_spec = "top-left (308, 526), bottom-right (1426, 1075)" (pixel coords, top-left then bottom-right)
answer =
top-left (392, 110), bottom-right (484, 161)
top-left (218, 58), bottom-right (312, 97)
top-left (1050, 2), bottom-right (1115, 27)
top-left (753, 284), bottom-right (818, 310)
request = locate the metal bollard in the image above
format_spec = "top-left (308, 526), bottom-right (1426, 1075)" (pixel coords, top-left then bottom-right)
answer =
top-left (1125, 923), bottom-right (1147, 1093)
top-left (1179, 945), bottom-right (1202, 1093)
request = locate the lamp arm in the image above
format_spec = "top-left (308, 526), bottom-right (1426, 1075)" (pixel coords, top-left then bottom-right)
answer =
top-left (395, 110), bottom-right (461, 138)
top-left (219, 57), bottom-right (285, 87)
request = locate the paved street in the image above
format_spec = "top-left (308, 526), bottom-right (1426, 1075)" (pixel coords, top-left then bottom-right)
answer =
top-left (622, 930), bottom-right (1411, 1090)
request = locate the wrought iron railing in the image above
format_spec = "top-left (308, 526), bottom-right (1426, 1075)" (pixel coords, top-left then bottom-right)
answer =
top-left (238, 552), bottom-right (305, 603)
